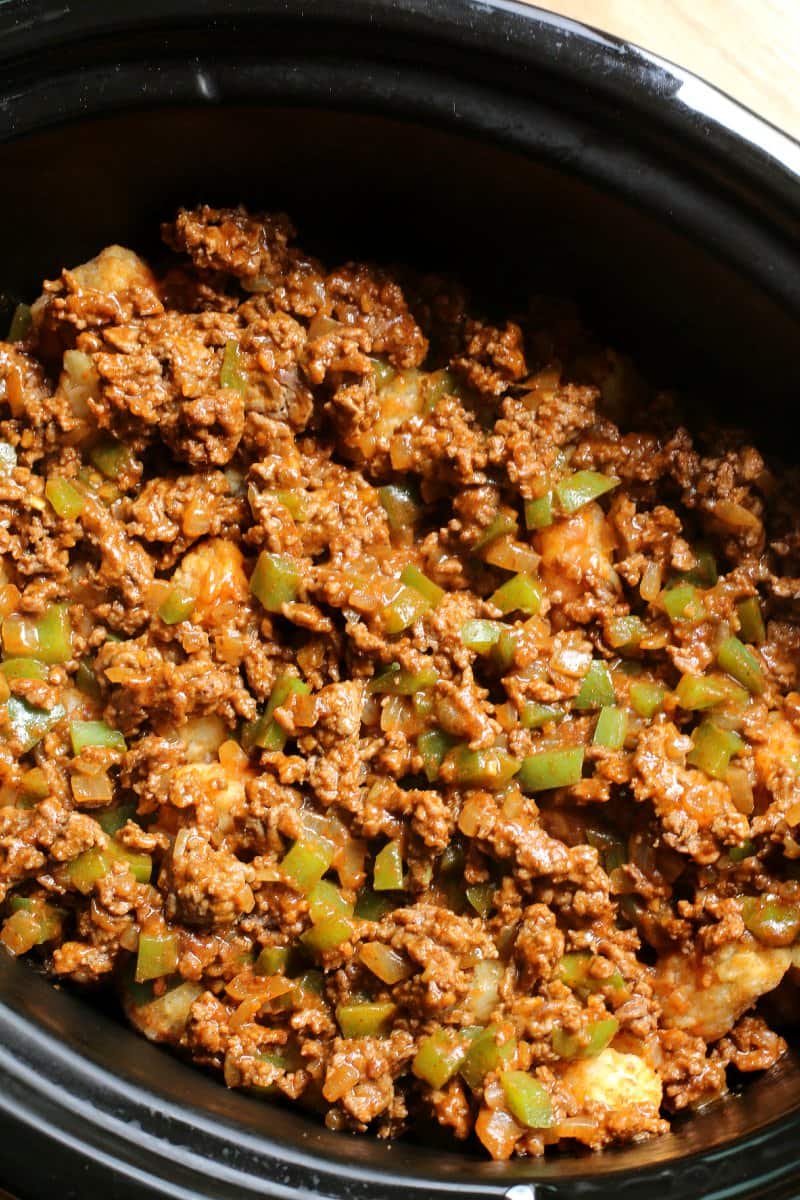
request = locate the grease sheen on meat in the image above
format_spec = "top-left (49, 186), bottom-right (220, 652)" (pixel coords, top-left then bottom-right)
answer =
top-left (2, 206), bottom-right (800, 1159)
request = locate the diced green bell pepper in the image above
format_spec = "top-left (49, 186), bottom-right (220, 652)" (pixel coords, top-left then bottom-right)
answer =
top-left (473, 511), bottom-right (518, 554)
top-left (607, 615), bottom-right (646, 651)
top-left (45, 477), bottom-right (85, 520)
top-left (413, 1029), bottom-right (472, 1089)
top-left (555, 470), bottom-right (618, 515)
top-left (443, 744), bottom-right (520, 790)
top-left (70, 719), bottom-right (126, 754)
top-left (381, 585), bottom-right (431, 634)
top-left (519, 702), bottom-right (563, 730)
top-left (159, 588), bottom-right (196, 625)
top-left (281, 838), bottom-right (335, 893)
top-left (593, 706), bottom-right (627, 749)
top-left (524, 493), bottom-right (554, 530)
top-left (336, 1001), bottom-right (397, 1038)
top-left (737, 597), bottom-right (766, 645)
top-left (629, 680), bottom-right (666, 719)
top-left (373, 839), bottom-right (404, 891)
top-left (552, 1016), bottom-right (618, 1059)
top-left (400, 564), bottom-right (444, 608)
top-left (1, 658), bottom-right (48, 681)
top-left (460, 619), bottom-right (503, 653)
top-left (250, 551), bottom-right (300, 613)
top-left (687, 721), bottom-right (743, 779)
top-left (518, 747), bottom-right (584, 792)
top-left (460, 1024), bottom-right (516, 1090)
top-left (500, 1070), bottom-right (554, 1128)
top-left (489, 572), bottom-right (542, 617)
top-left (219, 339), bottom-right (246, 393)
top-left (573, 660), bottom-right (615, 710)
top-left (301, 914), bottom-right (355, 953)
top-left (741, 896), bottom-right (800, 947)
top-left (466, 883), bottom-right (495, 918)
top-left (369, 662), bottom-right (438, 694)
top-left (136, 932), bottom-right (179, 982)
top-left (378, 482), bottom-right (423, 533)
top-left (662, 583), bottom-right (706, 623)
top-left (5, 697), bottom-right (64, 753)
top-left (717, 635), bottom-right (765, 695)
top-left (417, 729), bottom-right (457, 782)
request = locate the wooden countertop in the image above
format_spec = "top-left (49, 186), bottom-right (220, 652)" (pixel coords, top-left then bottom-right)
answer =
top-left (527, 1), bottom-right (800, 141)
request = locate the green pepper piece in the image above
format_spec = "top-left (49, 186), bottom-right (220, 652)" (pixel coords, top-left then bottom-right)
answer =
top-left (75, 659), bottom-right (101, 700)
top-left (381, 585), bottom-right (431, 634)
top-left (629, 680), bottom-right (666, 719)
top-left (460, 1024), bottom-right (516, 1090)
top-left (573, 660), bottom-right (615, 710)
top-left (250, 551), bottom-right (300, 613)
top-left (255, 945), bottom-right (290, 975)
top-left (682, 544), bottom-right (718, 588)
top-left (70, 719), bottom-right (126, 754)
top-left (519, 702), bottom-right (564, 730)
top-left (108, 839), bottom-right (152, 884)
top-left (662, 583), bottom-right (706, 623)
top-left (489, 572), bottom-right (542, 617)
top-left (518, 747), bottom-right (584, 792)
top-left (400, 564), bottom-right (444, 609)
top-left (500, 1070), bottom-right (554, 1128)
top-left (552, 1016), bottom-right (619, 1060)
top-left (741, 896), bottom-right (800, 947)
top-left (606, 615), bottom-right (646, 651)
top-left (558, 952), bottom-right (624, 995)
top-left (675, 673), bottom-right (747, 710)
top-left (373, 839), bottom-right (404, 891)
top-left (353, 886), bottom-right (397, 921)
top-left (219, 339), bottom-right (246, 393)
top-left (524, 494), bottom-right (554, 530)
top-left (443, 744), bottom-right (520, 790)
top-left (371, 357), bottom-right (396, 388)
top-left (460, 619), bottom-right (503, 653)
top-left (593, 706), bottom-right (627, 749)
top-left (7, 302), bottom-right (31, 342)
top-left (369, 662), bottom-right (438, 694)
top-left (717, 635), bottom-right (765, 695)
top-left (66, 847), bottom-right (112, 893)
top-left (135, 932), bottom-right (179, 982)
top-left (473, 511), bottom-right (519, 554)
top-left (5, 697), bottom-right (64, 753)
top-left (466, 883), bottom-right (495, 918)
top-left (242, 673), bottom-right (311, 751)
top-left (158, 589), bottom-right (196, 626)
top-left (729, 840), bottom-right (756, 863)
top-left (737, 597), bottom-right (766, 646)
top-left (378, 482), bottom-right (423, 534)
top-left (1, 658), bottom-right (48, 681)
top-left (687, 721), bottom-right (743, 779)
top-left (0, 442), bottom-right (17, 474)
top-left (281, 838), bottom-right (335, 893)
top-left (301, 914), bottom-right (355, 953)
top-left (336, 1001), bottom-right (397, 1038)
top-left (96, 803), bottom-right (137, 836)
top-left (308, 879), bottom-right (354, 923)
top-left (413, 1029), bottom-right (472, 1089)
top-left (555, 470), bottom-right (618, 515)
top-left (491, 627), bottom-right (523, 673)
top-left (35, 605), bottom-right (72, 664)
top-left (45, 477), bottom-right (85, 520)
top-left (20, 766), bottom-right (50, 801)
top-left (417, 729), bottom-right (457, 782)
top-left (89, 437), bottom-right (133, 480)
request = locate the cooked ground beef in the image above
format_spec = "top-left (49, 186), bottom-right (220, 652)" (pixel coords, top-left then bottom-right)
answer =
top-left (2, 205), bottom-right (800, 1159)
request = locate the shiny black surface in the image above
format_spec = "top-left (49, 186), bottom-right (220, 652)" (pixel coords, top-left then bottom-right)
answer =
top-left (0, 2), bottom-right (799, 1197)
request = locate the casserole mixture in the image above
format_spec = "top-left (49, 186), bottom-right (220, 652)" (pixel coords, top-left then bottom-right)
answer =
top-left (1, 207), bottom-right (799, 1159)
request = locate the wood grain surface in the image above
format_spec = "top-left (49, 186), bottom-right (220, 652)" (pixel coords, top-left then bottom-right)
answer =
top-left (528, 0), bottom-right (800, 141)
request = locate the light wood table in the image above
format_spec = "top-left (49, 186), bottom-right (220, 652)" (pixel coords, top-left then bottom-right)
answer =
top-left (529, 1), bottom-right (800, 141)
